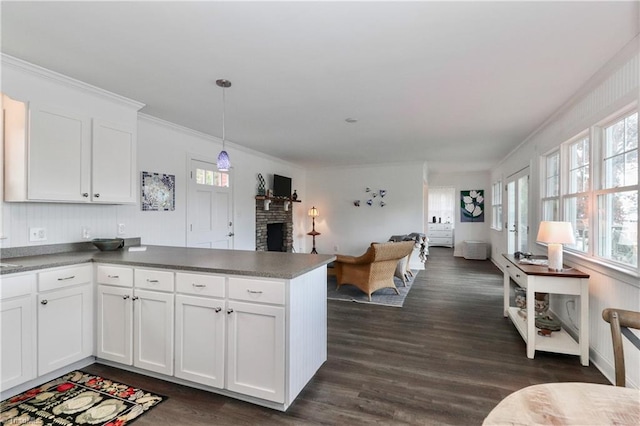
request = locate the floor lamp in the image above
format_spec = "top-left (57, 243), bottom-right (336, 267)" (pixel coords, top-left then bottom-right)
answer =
top-left (307, 206), bottom-right (320, 254)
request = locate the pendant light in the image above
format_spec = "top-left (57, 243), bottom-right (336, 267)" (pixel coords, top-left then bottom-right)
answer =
top-left (216, 79), bottom-right (231, 171)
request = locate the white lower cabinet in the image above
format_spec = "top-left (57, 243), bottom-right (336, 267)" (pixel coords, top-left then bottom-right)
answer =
top-left (175, 294), bottom-right (225, 388)
top-left (96, 266), bottom-right (174, 376)
top-left (226, 300), bottom-right (285, 403)
top-left (37, 266), bottom-right (93, 376)
top-left (0, 274), bottom-right (36, 391)
top-left (96, 285), bottom-right (133, 365)
top-left (95, 265), bottom-right (326, 411)
top-left (133, 289), bottom-right (174, 375)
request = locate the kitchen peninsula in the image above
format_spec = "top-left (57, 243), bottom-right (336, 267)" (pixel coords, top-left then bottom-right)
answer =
top-left (0, 244), bottom-right (334, 411)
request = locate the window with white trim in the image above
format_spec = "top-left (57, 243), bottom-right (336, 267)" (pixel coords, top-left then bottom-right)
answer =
top-left (541, 108), bottom-right (638, 271)
top-left (565, 135), bottom-right (590, 253)
top-left (491, 181), bottom-right (503, 230)
top-left (597, 111), bottom-right (637, 267)
top-left (541, 150), bottom-right (560, 221)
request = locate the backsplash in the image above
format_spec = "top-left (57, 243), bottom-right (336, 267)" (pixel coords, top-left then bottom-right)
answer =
top-left (1, 237), bottom-right (141, 259)
top-left (1, 202), bottom-right (121, 248)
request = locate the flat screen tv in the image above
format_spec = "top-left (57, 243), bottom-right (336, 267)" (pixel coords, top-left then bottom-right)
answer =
top-left (273, 174), bottom-right (292, 198)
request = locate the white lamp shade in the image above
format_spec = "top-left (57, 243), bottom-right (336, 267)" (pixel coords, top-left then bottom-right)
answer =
top-left (536, 221), bottom-right (576, 245)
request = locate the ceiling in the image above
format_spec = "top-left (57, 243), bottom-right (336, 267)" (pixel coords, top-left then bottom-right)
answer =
top-left (2, 1), bottom-right (638, 172)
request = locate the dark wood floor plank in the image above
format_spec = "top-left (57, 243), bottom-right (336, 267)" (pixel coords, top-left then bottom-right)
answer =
top-left (83, 247), bottom-right (609, 424)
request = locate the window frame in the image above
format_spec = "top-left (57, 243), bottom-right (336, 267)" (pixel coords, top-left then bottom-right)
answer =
top-left (540, 105), bottom-right (638, 274)
top-left (491, 180), bottom-right (503, 230)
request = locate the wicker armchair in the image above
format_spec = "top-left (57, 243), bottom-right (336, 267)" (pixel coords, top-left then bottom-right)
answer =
top-left (334, 241), bottom-right (415, 301)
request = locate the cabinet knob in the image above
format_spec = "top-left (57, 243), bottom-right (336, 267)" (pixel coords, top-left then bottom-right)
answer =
top-left (132, 296), bottom-right (139, 301)
top-left (82, 193), bottom-right (89, 198)
top-left (41, 299), bottom-right (48, 305)
top-left (94, 193), bottom-right (100, 198)
top-left (516, 274), bottom-right (521, 278)
top-left (214, 307), bottom-right (222, 313)
top-left (228, 232), bottom-right (235, 237)
top-left (227, 309), bottom-right (234, 315)
top-left (123, 295), bottom-right (130, 300)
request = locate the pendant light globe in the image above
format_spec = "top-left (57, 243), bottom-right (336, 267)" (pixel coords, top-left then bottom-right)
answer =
top-left (216, 79), bottom-right (232, 171)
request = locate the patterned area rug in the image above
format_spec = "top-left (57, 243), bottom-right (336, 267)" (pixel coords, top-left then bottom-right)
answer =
top-left (327, 270), bottom-right (420, 307)
top-left (0, 370), bottom-right (165, 426)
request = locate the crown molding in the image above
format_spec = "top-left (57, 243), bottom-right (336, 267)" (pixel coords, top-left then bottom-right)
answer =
top-left (1, 53), bottom-right (145, 110)
top-left (138, 112), bottom-right (305, 169)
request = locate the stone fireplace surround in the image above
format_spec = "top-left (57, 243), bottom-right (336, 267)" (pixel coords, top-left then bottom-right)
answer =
top-left (256, 199), bottom-right (293, 252)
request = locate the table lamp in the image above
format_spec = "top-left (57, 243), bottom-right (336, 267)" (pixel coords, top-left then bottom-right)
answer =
top-left (536, 221), bottom-right (575, 271)
top-left (307, 206), bottom-right (320, 254)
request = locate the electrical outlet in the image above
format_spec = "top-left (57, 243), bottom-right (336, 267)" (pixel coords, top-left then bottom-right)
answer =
top-left (118, 223), bottom-right (126, 235)
top-left (29, 227), bottom-right (47, 242)
top-left (82, 227), bottom-right (91, 240)
top-left (334, 245), bottom-right (339, 252)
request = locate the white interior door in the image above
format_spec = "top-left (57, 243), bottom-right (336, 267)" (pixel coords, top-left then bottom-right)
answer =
top-left (506, 168), bottom-right (529, 254)
top-left (187, 158), bottom-right (233, 249)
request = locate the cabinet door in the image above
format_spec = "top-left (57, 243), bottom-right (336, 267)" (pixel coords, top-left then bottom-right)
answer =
top-left (1, 295), bottom-right (35, 391)
top-left (96, 285), bottom-right (133, 365)
top-left (38, 284), bottom-right (93, 375)
top-left (175, 295), bottom-right (225, 388)
top-left (28, 104), bottom-right (91, 202)
top-left (92, 119), bottom-right (136, 203)
top-left (133, 289), bottom-right (174, 375)
top-left (226, 301), bottom-right (285, 403)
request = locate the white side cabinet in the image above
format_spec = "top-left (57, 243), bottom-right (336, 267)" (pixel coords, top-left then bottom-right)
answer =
top-left (3, 97), bottom-right (136, 204)
top-left (174, 272), bottom-right (226, 388)
top-left (0, 273), bottom-right (36, 391)
top-left (427, 223), bottom-right (454, 247)
top-left (37, 265), bottom-right (93, 375)
top-left (96, 265), bottom-right (174, 376)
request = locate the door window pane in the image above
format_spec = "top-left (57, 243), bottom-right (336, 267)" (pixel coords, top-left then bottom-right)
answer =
top-left (196, 168), bottom-right (229, 187)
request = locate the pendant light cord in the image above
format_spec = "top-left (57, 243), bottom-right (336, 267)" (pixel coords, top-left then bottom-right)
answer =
top-left (222, 85), bottom-right (226, 150)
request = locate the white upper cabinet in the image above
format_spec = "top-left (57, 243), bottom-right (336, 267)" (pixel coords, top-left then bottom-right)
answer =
top-left (2, 55), bottom-right (144, 204)
top-left (3, 99), bottom-right (137, 204)
top-left (28, 104), bottom-right (92, 201)
top-left (92, 119), bottom-right (136, 203)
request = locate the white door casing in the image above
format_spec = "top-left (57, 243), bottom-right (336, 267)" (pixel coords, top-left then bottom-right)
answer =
top-left (187, 158), bottom-right (234, 249)
top-left (507, 167), bottom-right (530, 254)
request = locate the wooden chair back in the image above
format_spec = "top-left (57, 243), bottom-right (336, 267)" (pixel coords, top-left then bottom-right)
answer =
top-left (602, 308), bottom-right (640, 387)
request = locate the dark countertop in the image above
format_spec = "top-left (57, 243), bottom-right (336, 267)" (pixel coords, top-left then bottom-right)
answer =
top-left (1, 245), bottom-right (335, 279)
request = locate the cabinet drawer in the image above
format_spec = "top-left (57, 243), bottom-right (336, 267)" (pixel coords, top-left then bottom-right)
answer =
top-left (39, 265), bottom-right (92, 292)
top-left (135, 268), bottom-right (174, 292)
top-left (507, 265), bottom-right (527, 288)
top-left (176, 272), bottom-right (225, 297)
top-left (0, 273), bottom-right (36, 299)
top-left (228, 277), bottom-right (285, 305)
top-left (96, 265), bottom-right (133, 287)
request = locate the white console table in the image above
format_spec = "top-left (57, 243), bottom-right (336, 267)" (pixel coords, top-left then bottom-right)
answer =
top-left (502, 254), bottom-right (590, 366)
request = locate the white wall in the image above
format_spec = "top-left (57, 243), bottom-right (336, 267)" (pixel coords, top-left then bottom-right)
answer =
top-left (490, 35), bottom-right (640, 387)
top-left (428, 170), bottom-right (491, 257)
top-left (306, 162), bottom-right (425, 256)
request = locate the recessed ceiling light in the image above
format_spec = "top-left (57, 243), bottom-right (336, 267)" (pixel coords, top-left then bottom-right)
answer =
top-left (345, 118), bottom-right (358, 123)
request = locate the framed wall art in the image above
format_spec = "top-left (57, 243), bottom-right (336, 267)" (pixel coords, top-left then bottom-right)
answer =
top-left (141, 171), bottom-right (175, 211)
top-left (461, 190), bottom-right (484, 222)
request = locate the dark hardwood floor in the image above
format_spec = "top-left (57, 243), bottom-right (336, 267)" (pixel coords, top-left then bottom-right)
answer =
top-left (84, 247), bottom-right (609, 425)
